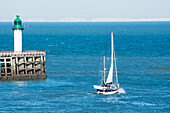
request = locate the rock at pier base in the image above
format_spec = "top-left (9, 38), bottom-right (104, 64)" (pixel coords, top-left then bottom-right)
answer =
top-left (0, 74), bottom-right (47, 81)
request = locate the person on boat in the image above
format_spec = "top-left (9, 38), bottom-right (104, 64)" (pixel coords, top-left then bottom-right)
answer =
top-left (113, 83), bottom-right (119, 89)
top-left (102, 80), bottom-right (106, 87)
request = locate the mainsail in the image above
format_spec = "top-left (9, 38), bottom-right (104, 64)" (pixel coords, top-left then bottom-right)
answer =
top-left (106, 32), bottom-right (114, 84)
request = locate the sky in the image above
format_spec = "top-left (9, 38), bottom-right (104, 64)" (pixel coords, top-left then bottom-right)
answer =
top-left (0, 0), bottom-right (170, 22)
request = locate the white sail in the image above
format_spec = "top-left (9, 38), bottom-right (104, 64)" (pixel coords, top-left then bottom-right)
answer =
top-left (106, 32), bottom-right (114, 84)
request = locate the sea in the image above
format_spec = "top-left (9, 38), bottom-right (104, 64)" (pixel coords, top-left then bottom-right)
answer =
top-left (0, 22), bottom-right (169, 112)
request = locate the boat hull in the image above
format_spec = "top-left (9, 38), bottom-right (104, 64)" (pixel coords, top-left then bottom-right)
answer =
top-left (94, 85), bottom-right (119, 95)
top-left (97, 89), bottom-right (118, 95)
top-left (97, 90), bottom-right (118, 95)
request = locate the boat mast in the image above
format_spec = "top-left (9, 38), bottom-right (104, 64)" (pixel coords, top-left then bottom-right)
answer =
top-left (111, 32), bottom-right (116, 82)
top-left (103, 56), bottom-right (106, 83)
top-left (112, 33), bottom-right (118, 83)
top-left (114, 47), bottom-right (118, 83)
top-left (111, 32), bottom-right (114, 83)
top-left (111, 32), bottom-right (114, 67)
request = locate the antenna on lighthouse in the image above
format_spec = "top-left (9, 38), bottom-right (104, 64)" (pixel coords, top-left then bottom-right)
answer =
top-left (13, 15), bottom-right (24, 52)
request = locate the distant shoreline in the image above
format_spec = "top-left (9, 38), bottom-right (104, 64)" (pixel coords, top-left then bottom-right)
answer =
top-left (1, 18), bottom-right (170, 22)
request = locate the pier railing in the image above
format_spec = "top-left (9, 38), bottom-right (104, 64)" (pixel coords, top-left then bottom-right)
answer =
top-left (0, 51), bottom-right (45, 57)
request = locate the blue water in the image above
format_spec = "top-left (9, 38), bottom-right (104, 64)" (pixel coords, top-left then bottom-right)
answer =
top-left (0, 22), bottom-right (169, 112)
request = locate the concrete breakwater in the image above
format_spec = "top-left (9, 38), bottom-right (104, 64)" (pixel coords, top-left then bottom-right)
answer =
top-left (0, 51), bottom-right (46, 80)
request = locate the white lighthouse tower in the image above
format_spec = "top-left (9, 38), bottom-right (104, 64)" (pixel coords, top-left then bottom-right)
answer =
top-left (13, 15), bottom-right (24, 52)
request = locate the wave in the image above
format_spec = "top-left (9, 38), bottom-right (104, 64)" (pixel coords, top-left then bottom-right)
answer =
top-left (117, 88), bottom-right (126, 94)
top-left (48, 45), bottom-right (58, 47)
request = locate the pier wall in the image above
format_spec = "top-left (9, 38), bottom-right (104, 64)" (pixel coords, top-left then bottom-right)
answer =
top-left (0, 51), bottom-right (46, 81)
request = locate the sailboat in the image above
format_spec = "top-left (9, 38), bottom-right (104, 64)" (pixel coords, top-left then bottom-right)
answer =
top-left (93, 32), bottom-right (119, 95)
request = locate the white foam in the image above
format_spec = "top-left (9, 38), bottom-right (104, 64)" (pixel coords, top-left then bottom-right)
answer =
top-left (48, 45), bottom-right (57, 46)
top-left (117, 88), bottom-right (126, 94)
top-left (14, 81), bottom-right (27, 87)
top-left (132, 102), bottom-right (156, 106)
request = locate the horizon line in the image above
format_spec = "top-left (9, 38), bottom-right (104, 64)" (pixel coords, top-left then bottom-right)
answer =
top-left (1, 18), bottom-right (170, 22)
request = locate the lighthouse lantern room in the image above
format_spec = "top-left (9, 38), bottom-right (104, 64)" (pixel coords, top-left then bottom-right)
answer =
top-left (13, 15), bottom-right (24, 52)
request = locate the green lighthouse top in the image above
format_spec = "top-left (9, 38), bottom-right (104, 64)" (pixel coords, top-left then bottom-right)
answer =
top-left (13, 15), bottom-right (24, 30)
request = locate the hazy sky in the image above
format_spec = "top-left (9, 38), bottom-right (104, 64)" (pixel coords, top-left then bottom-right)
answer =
top-left (0, 0), bottom-right (170, 21)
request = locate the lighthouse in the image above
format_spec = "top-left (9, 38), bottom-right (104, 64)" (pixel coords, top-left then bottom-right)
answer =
top-left (13, 15), bottom-right (24, 52)
top-left (0, 15), bottom-right (46, 81)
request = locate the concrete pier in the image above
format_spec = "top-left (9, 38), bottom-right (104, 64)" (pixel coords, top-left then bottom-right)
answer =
top-left (0, 51), bottom-right (46, 81)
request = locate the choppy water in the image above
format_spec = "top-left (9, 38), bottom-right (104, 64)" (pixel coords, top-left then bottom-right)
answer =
top-left (0, 22), bottom-right (169, 112)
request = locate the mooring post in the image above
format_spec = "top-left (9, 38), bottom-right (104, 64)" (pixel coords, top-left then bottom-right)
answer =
top-left (41, 55), bottom-right (43, 74)
top-left (33, 56), bottom-right (35, 74)
top-left (16, 57), bottom-right (19, 75)
top-left (24, 56), bottom-right (27, 75)
top-left (4, 58), bottom-right (7, 76)
top-left (11, 57), bottom-right (13, 76)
